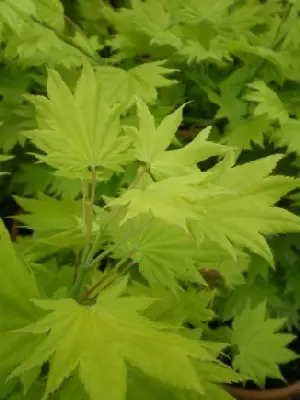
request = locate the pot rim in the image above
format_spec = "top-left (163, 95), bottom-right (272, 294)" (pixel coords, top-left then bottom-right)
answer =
top-left (224, 381), bottom-right (300, 400)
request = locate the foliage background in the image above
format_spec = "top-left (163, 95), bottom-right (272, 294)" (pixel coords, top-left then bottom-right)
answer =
top-left (2, 0), bottom-right (300, 399)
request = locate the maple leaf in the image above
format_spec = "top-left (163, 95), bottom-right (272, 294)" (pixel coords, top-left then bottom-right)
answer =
top-left (30, 260), bottom-right (74, 298)
top-left (178, 38), bottom-right (231, 64)
top-left (273, 118), bottom-right (300, 155)
top-left (95, 61), bottom-right (177, 111)
top-left (0, 332), bottom-right (44, 399)
top-left (0, 219), bottom-right (40, 331)
top-left (206, 83), bottom-right (248, 125)
top-left (244, 81), bottom-right (289, 126)
top-left (26, 64), bottom-right (133, 175)
top-left (223, 116), bottom-right (270, 150)
top-left (219, 275), bottom-right (283, 322)
top-left (189, 154), bottom-right (300, 264)
top-left (14, 193), bottom-right (81, 233)
top-left (13, 164), bottom-right (82, 200)
top-left (125, 98), bottom-right (230, 180)
top-left (0, 66), bottom-right (31, 104)
top-left (11, 281), bottom-right (222, 400)
top-left (129, 283), bottom-right (214, 327)
top-left (128, 363), bottom-right (238, 400)
top-left (14, 164), bottom-right (54, 196)
top-left (101, 0), bottom-right (176, 58)
top-left (11, 32), bottom-right (102, 69)
top-left (4, 0), bottom-right (65, 65)
top-left (0, 0), bottom-right (35, 35)
top-left (13, 194), bottom-right (94, 255)
top-left (208, 154), bottom-right (300, 205)
top-left (108, 214), bottom-right (203, 291)
top-left (4, 0), bottom-right (101, 69)
top-left (108, 172), bottom-right (219, 231)
top-left (0, 102), bottom-right (32, 152)
top-left (218, 2), bottom-right (264, 34)
top-left (120, 0), bottom-right (172, 40)
top-left (230, 302), bottom-right (297, 385)
top-left (127, 369), bottom-right (178, 400)
top-left (179, 0), bottom-right (234, 24)
top-left (0, 223), bottom-right (42, 395)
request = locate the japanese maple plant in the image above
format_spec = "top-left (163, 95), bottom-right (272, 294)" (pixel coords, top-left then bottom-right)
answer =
top-left (0, 62), bottom-right (300, 400)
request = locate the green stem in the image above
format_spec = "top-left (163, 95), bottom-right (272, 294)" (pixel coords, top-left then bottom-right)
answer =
top-left (83, 257), bottom-right (134, 301)
top-left (87, 169), bottom-right (97, 249)
top-left (81, 168), bottom-right (97, 264)
top-left (70, 266), bottom-right (90, 300)
top-left (85, 165), bottom-right (148, 264)
top-left (81, 179), bottom-right (88, 228)
top-left (71, 169), bottom-right (97, 299)
top-left (89, 215), bottom-right (153, 269)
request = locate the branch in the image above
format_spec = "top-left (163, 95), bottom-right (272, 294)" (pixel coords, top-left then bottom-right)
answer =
top-left (85, 164), bottom-right (149, 264)
top-left (30, 15), bottom-right (105, 66)
top-left (87, 168), bottom-right (97, 250)
top-left (89, 215), bottom-right (153, 269)
top-left (83, 259), bottom-right (134, 301)
top-left (81, 168), bottom-right (97, 264)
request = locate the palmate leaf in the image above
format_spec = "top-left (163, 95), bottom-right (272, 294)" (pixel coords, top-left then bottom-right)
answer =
top-left (178, 0), bottom-right (234, 24)
top-left (208, 154), bottom-right (300, 205)
top-left (30, 260), bottom-right (74, 298)
top-left (127, 369), bottom-right (178, 400)
top-left (0, 0), bottom-right (35, 35)
top-left (26, 64), bottom-right (132, 176)
top-left (205, 65), bottom-right (251, 125)
top-left (125, 98), bottom-right (229, 180)
top-left (177, 38), bottom-right (231, 65)
top-left (4, 0), bottom-right (63, 62)
top-left (108, 172), bottom-right (222, 231)
top-left (2, 0), bottom-right (90, 68)
top-left (0, 101), bottom-right (33, 152)
top-left (108, 214), bottom-right (203, 291)
top-left (189, 154), bottom-right (300, 264)
top-left (244, 81), bottom-right (289, 126)
top-left (95, 61), bottom-right (177, 111)
top-left (113, 0), bottom-right (172, 41)
top-left (11, 281), bottom-right (223, 400)
top-left (13, 194), bottom-right (92, 253)
top-left (219, 274), bottom-right (283, 322)
top-left (3, 0), bottom-right (102, 69)
top-left (0, 332), bottom-right (44, 399)
top-left (0, 220), bottom-right (42, 397)
top-left (14, 193), bottom-right (81, 233)
top-left (273, 118), bottom-right (300, 155)
top-left (223, 115), bottom-right (270, 150)
top-left (129, 283), bottom-right (214, 327)
top-left (0, 66), bottom-right (32, 104)
top-left (218, 1), bottom-right (264, 34)
top-left (127, 364), bottom-right (238, 400)
top-left (14, 164), bottom-right (54, 196)
top-left (230, 302), bottom-right (297, 386)
top-left (14, 35), bottom-right (101, 69)
top-left (0, 219), bottom-right (40, 331)
top-left (101, 0), bottom-right (177, 58)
